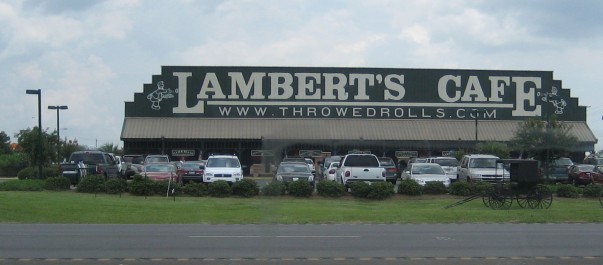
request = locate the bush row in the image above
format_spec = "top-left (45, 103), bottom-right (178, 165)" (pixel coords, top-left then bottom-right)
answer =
top-left (2, 176), bottom-right (602, 200)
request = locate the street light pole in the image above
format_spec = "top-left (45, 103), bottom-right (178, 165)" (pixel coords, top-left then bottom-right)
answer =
top-left (471, 109), bottom-right (486, 149)
top-left (26, 89), bottom-right (42, 179)
top-left (48, 105), bottom-right (68, 163)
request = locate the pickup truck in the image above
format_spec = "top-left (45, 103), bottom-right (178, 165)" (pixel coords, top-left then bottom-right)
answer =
top-left (336, 154), bottom-right (386, 186)
top-left (59, 151), bottom-right (120, 185)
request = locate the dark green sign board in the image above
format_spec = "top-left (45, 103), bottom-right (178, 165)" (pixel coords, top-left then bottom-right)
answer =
top-left (125, 66), bottom-right (586, 121)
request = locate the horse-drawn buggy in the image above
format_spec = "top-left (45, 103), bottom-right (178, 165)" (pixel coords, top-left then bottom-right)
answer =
top-left (446, 159), bottom-right (553, 210)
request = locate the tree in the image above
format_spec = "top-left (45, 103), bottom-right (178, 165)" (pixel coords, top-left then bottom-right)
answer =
top-left (98, 143), bottom-right (123, 156)
top-left (510, 116), bottom-right (578, 169)
top-left (0, 131), bottom-right (11, 154)
top-left (475, 141), bottom-right (509, 159)
top-left (15, 127), bottom-right (56, 167)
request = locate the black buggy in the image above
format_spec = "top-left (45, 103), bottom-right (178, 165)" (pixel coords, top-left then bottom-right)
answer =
top-left (446, 159), bottom-right (553, 210)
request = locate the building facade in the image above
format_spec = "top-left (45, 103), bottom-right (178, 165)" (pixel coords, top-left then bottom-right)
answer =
top-left (121, 66), bottom-right (597, 172)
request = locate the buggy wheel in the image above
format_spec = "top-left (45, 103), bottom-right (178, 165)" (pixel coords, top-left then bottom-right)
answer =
top-left (487, 190), bottom-right (512, 210)
top-left (516, 194), bottom-right (529, 208)
top-left (482, 193), bottom-right (491, 208)
top-left (527, 184), bottom-right (553, 209)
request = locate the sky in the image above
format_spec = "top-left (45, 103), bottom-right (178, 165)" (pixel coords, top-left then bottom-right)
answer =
top-left (1, 0), bottom-right (603, 150)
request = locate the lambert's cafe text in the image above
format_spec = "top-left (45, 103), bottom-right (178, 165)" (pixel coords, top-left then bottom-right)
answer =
top-left (132, 67), bottom-right (566, 120)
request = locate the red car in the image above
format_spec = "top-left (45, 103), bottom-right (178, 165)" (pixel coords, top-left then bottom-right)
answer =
top-left (142, 163), bottom-right (180, 183)
top-left (567, 164), bottom-right (600, 186)
top-left (177, 161), bottom-right (205, 184)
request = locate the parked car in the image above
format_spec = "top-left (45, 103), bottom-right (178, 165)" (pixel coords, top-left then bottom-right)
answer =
top-left (122, 154), bottom-right (145, 179)
top-left (59, 150), bottom-right (120, 185)
top-left (457, 154), bottom-right (509, 182)
top-left (322, 161), bottom-right (339, 181)
top-left (593, 166), bottom-right (603, 184)
top-left (177, 161), bottom-right (205, 184)
top-left (546, 157), bottom-right (574, 183)
top-left (567, 164), bottom-right (598, 186)
top-left (304, 158), bottom-right (316, 174)
top-left (203, 155), bottom-right (243, 184)
top-left (320, 156), bottom-right (342, 179)
top-left (426, 157), bottom-right (459, 180)
top-left (401, 163), bottom-right (450, 187)
top-left (378, 157), bottom-right (398, 184)
top-left (142, 163), bottom-right (180, 182)
top-left (337, 154), bottom-right (385, 186)
top-left (274, 162), bottom-right (315, 187)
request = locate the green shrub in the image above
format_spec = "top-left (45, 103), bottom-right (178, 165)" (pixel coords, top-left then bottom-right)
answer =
top-left (182, 182), bottom-right (208, 197)
top-left (17, 165), bottom-right (60, 180)
top-left (287, 180), bottom-right (313, 197)
top-left (316, 180), bottom-right (346, 198)
top-left (153, 180), bottom-right (182, 196)
top-left (397, 178), bottom-right (422, 196)
top-left (17, 167), bottom-right (36, 180)
top-left (76, 175), bottom-right (106, 193)
top-left (43, 165), bottom-right (60, 179)
top-left (261, 181), bottom-right (286, 196)
top-left (470, 181), bottom-right (494, 194)
top-left (44, 176), bottom-right (71, 191)
top-left (581, 183), bottom-right (601, 198)
top-left (105, 178), bottom-right (128, 194)
top-left (128, 175), bottom-right (154, 196)
top-left (555, 184), bottom-right (580, 198)
top-left (0, 153), bottom-right (29, 177)
top-left (208, 180), bottom-right (232, 197)
top-left (449, 181), bottom-right (472, 196)
top-left (232, 178), bottom-right (259, 198)
top-left (0, 179), bottom-right (45, 191)
top-left (349, 181), bottom-right (371, 198)
top-left (367, 181), bottom-right (395, 200)
top-left (423, 181), bottom-right (448, 194)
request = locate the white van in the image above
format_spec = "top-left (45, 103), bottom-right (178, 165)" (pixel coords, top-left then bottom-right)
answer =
top-left (203, 155), bottom-right (243, 184)
top-left (457, 154), bottom-right (509, 182)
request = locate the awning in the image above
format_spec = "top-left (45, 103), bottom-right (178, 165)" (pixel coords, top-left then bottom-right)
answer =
top-left (121, 117), bottom-right (597, 144)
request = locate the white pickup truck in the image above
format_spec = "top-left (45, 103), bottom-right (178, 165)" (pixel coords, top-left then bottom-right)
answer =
top-left (337, 154), bottom-right (386, 186)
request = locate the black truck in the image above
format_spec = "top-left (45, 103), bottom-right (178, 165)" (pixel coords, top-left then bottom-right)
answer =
top-left (59, 151), bottom-right (120, 185)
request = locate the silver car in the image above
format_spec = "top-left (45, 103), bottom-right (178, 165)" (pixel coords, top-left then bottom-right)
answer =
top-left (401, 163), bottom-right (451, 187)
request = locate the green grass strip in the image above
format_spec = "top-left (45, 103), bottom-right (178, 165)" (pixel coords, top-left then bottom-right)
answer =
top-left (0, 191), bottom-right (601, 224)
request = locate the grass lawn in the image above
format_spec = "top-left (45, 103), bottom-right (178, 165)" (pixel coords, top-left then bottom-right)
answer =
top-left (1, 191), bottom-right (602, 224)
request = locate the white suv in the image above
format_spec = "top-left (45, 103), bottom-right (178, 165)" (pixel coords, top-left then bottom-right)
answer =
top-left (203, 155), bottom-right (243, 184)
top-left (457, 154), bottom-right (509, 182)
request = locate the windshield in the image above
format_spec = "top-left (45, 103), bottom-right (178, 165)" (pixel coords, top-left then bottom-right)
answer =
top-left (379, 158), bottom-right (395, 166)
top-left (180, 163), bottom-right (203, 170)
top-left (146, 156), bottom-right (169, 163)
top-left (578, 165), bottom-right (595, 171)
top-left (123, 156), bottom-right (144, 164)
top-left (278, 164), bottom-right (311, 173)
top-left (469, 158), bottom-right (497, 168)
top-left (435, 158), bottom-right (459, 167)
top-left (554, 158), bottom-right (573, 167)
top-left (411, 164), bottom-right (445, 175)
top-left (206, 157), bottom-right (240, 168)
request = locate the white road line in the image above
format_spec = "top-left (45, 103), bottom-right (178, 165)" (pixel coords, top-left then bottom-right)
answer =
top-left (188, 235), bottom-right (361, 238)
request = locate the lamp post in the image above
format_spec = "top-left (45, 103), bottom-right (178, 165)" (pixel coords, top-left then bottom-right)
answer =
top-left (26, 89), bottom-right (42, 179)
top-left (48, 105), bottom-right (68, 163)
top-left (471, 109), bottom-right (486, 149)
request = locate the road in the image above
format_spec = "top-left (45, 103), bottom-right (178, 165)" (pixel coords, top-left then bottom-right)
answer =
top-left (1, 223), bottom-right (602, 265)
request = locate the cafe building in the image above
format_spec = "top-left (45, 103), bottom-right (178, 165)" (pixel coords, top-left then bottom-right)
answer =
top-left (121, 66), bottom-right (597, 173)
